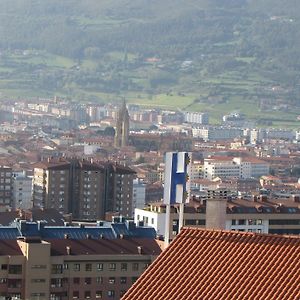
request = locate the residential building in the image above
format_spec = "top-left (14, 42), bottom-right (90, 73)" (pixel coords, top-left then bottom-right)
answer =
top-left (32, 159), bottom-right (135, 220)
top-left (132, 179), bottom-right (146, 213)
top-left (0, 166), bottom-right (12, 207)
top-left (184, 112), bottom-right (209, 125)
top-left (12, 172), bottom-right (32, 210)
top-left (0, 218), bottom-right (161, 300)
top-left (122, 228), bottom-right (300, 300)
top-left (204, 156), bottom-right (269, 180)
top-left (135, 194), bottom-right (300, 240)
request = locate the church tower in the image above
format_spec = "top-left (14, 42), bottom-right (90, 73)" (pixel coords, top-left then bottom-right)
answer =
top-left (114, 100), bottom-right (130, 148)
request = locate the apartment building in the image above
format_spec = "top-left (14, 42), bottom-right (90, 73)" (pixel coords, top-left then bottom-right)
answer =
top-left (32, 159), bottom-right (135, 220)
top-left (0, 166), bottom-right (12, 207)
top-left (0, 236), bottom-right (161, 300)
top-left (0, 218), bottom-right (159, 300)
top-left (204, 156), bottom-right (269, 180)
top-left (135, 195), bottom-right (300, 239)
top-left (12, 172), bottom-right (32, 210)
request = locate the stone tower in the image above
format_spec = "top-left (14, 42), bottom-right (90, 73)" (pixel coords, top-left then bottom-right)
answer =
top-left (114, 100), bottom-right (130, 148)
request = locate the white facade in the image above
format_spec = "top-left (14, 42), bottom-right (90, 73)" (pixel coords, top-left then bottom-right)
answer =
top-left (227, 218), bottom-right (268, 233)
top-left (204, 160), bottom-right (240, 180)
top-left (204, 157), bottom-right (269, 180)
top-left (192, 127), bottom-right (243, 141)
top-left (184, 112), bottom-right (209, 125)
top-left (134, 208), bottom-right (166, 236)
top-left (12, 173), bottom-right (32, 209)
top-left (84, 144), bottom-right (101, 155)
top-left (132, 179), bottom-right (146, 214)
top-left (134, 207), bottom-right (269, 239)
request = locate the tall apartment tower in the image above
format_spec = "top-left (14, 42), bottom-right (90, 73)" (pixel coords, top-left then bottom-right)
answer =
top-left (114, 100), bottom-right (130, 148)
top-left (0, 166), bottom-right (12, 207)
top-left (104, 163), bottom-right (135, 218)
top-left (32, 159), bottom-right (105, 219)
top-left (32, 159), bottom-right (135, 220)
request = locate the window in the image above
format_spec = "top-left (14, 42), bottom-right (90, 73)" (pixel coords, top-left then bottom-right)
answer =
top-left (8, 265), bottom-right (22, 274)
top-left (52, 264), bottom-right (63, 274)
top-left (108, 263), bottom-right (116, 271)
top-left (96, 291), bottom-right (102, 298)
top-left (0, 278), bottom-right (7, 284)
top-left (51, 278), bottom-right (62, 288)
top-left (31, 265), bottom-right (46, 269)
top-left (32, 279), bottom-right (46, 283)
top-left (74, 264), bottom-right (80, 271)
top-left (231, 220), bottom-right (236, 225)
top-left (107, 290), bottom-right (115, 298)
top-left (8, 279), bottom-right (22, 289)
top-left (73, 278), bottom-right (80, 284)
top-left (97, 263), bottom-right (103, 271)
top-left (120, 277), bottom-right (127, 284)
top-left (85, 263), bottom-right (92, 271)
top-left (108, 277), bottom-right (115, 284)
top-left (1, 264), bottom-right (7, 270)
top-left (85, 277), bottom-right (91, 285)
top-left (238, 219), bottom-right (246, 225)
top-left (73, 291), bottom-right (79, 299)
top-left (96, 277), bottom-right (103, 284)
top-left (121, 263), bottom-right (127, 271)
top-left (132, 263), bottom-right (139, 271)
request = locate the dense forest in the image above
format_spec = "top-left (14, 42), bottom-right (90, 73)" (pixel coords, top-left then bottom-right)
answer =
top-left (0, 0), bottom-right (300, 121)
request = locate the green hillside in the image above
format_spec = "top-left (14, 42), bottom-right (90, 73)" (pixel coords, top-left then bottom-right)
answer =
top-left (0, 0), bottom-right (300, 125)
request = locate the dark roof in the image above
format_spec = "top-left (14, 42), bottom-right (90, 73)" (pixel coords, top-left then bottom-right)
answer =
top-left (0, 220), bottom-right (157, 240)
top-left (0, 209), bottom-right (66, 226)
top-left (122, 228), bottom-right (300, 300)
top-left (49, 238), bottom-right (162, 256)
top-left (0, 240), bottom-right (23, 256)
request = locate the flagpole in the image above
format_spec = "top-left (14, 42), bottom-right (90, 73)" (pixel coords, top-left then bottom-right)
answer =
top-left (164, 204), bottom-right (171, 247)
top-left (178, 203), bottom-right (184, 234)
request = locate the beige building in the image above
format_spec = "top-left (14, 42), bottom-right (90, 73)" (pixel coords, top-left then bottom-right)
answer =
top-left (32, 159), bottom-right (135, 220)
top-left (0, 237), bottom-right (161, 300)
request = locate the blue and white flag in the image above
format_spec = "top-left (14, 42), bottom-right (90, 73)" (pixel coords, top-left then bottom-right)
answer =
top-left (163, 152), bottom-right (191, 205)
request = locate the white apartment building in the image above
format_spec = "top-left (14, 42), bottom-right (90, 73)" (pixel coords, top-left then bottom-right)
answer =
top-left (134, 205), bottom-right (268, 240)
top-left (192, 127), bottom-right (243, 141)
top-left (132, 179), bottom-right (146, 214)
top-left (204, 157), bottom-right (269, 180)
top-left (184, 112), bottom-right (209, 125)
top-left (12, 172), bottom-right (32, 209)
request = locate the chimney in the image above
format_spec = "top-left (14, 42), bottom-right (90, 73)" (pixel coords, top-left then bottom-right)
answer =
top-left (137, 246), bottom-right (143, 255)
top-left (66, 246), bottom-right (71, 255)
top-left (205, 189), bottom-right (227, 230)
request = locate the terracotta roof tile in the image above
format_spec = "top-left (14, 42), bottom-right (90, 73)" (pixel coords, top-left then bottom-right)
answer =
top-left (122, 228), bottom-right (300, 300)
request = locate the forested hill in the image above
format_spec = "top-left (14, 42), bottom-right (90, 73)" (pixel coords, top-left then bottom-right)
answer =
top-left (0, 0), bottom-right (300, 120)
top-left (1, 0), bottom-right (299, 67)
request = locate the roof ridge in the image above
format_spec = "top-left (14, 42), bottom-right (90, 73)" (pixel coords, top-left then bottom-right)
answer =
top-left (180, 226), bottom-right (300, 241)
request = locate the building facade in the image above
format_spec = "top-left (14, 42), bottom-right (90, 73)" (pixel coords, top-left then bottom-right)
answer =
top-left (0, 237), bottom-right (161, 300)
top-left (32, 159), bottom-right (135, 220)
top-left (0, 166), bottom-right (12, 207)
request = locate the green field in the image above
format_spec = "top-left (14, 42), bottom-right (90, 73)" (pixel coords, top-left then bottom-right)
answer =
top-left (0, 50), bottom-right (299, 128)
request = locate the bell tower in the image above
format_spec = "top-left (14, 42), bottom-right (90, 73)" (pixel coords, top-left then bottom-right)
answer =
top-left (114, 99), bottom-right (129, 148)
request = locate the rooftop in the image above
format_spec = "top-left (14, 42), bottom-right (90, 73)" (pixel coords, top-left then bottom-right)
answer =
top-left (122, 228), bottom-right (300, 300)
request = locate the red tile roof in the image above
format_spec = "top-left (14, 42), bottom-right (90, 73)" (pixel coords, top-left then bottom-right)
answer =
top-left (122, 228), bottom-right (300, 300)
